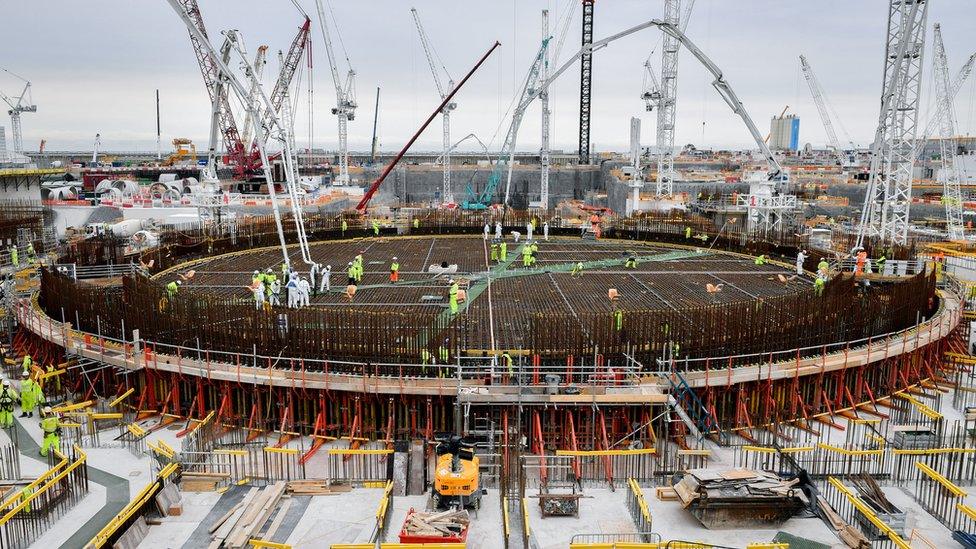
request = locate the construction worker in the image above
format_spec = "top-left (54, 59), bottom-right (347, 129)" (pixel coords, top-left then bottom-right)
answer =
top-left (297, 277), bottom-right (311, 307)
top-left (341, 219), bottom-right (348, 235)
top-left (490, 241), bottom-right (499, 262)
top-left (39, 407), bottom-right (61, 458)
top-left (625, 252), bottom-right (638, 269)
top-left (9, 245), bottom-right (18, 268)
top-left (796, 250), bottom-right (807, 276)
top-left (389, 257), bottom-right (400, 283)
top-left (347, 262), bottom-right (357, 286)
top-left (501, 352), bottom-right (514, 377)
top-left (269, 278), bottom-right (281, 306)
top-left (320, 265), bottom-right (332, 294)
top-left (20, 372), bottom-right (42, 418)
top-left (685, 226), bottom-right (692, 240)
top-left (252, 270), bottom-right (262, 288)
top-left (817, 258), bottom-right (830, 276)
top-left (413, 217), bottom-right (420, 230)
top-left (483, 223), bottom-right (490, 241)
top-left (0, 380), bottom-right (18, 428)
top-left (309, 263), bottom-right (321, 296)
top-left (543, 221), bottom-right (549, 241)
top-left (614, 308), bottom-right (623, 331)
top-left (571, 261), bottom-right (584, 277)
top-left (420, 348), bottom-right (433, 369)
top-left (354, 253), bottom-right (364, 282)
top-left (46, 364), bottom-right (61, 394)
top-left (500, 241), bottom-right (508, 262)
top-left (26, 243), bottom-right (35, 264)
top-left (19, 485), bottom-right (32, 513)
top-left (286, 276), bottom-right (300, 308)
top-left (21, 355), bottom-right (32, 377)
top-left (372, 219), bottom-right (380, 236)
top-left (438, 339), bottom-right (450, 364)
top-left (494, 221), bottom-right (502, 240)
top-left (248, 277), bottom-right (265, 310)
top-left (166, 280), bottom-right (181, 299)
top-left (876, 254), bottom-right (887, 276)
top-left (526, 221), bottom-right (534, 242)
top-left (814, 275), bottom-right (826, 296)
top-left (522, 244), bottom-right (533, 267)
top-left (855, 250), bottom-right (867, 275)
top-left (448, 279), bottom-right (459, 315)
top-left (754, 255), bottom-right (767, 266)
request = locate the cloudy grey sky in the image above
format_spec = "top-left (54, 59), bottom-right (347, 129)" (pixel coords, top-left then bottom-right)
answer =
top-left (3, 0), bottom-right (976, 153)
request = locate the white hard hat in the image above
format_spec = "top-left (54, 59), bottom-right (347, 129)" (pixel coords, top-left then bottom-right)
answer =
top-left (327, 265), bottom-right (331, 269)
top-left (2, 380), bottom-right (9, 387)
top-left (254, 270), bottom-right (259, 275)
top-left (392, 256), bottom-right (397, 260)
top-left (42, 406), bottom-right (52, 414)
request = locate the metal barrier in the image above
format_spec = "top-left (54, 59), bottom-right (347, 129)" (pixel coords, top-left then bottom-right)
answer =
top-left (327, 448), bottom-right (392, 487)
top-left (370, 481), bottom-right (395, 544)
top-left (84, 461), bottom-right (180, 548)
top-left (912, 461), bottom-right (976, 532)
top-left (0, 445), bottom-right (89, 549)
top-left (570, 532), bottom-right (662, 545)
top-left (625, 478), bottom-right (654, 540)
top-left (819, 476), bottom-right (910, 549)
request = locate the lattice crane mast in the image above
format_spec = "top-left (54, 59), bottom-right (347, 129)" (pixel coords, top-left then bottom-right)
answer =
top-left (577, 0), bottom-right (594, 164)
top-left (240, 45), bottom-right (269, 148)
top-left (799, 55), bottom-right (849, 167)
top-left (932, 24), bottom-right (965, 240)
top-left (0, 68), bottom-right (37, 155)
top-left (540, 2), bottom-right (579, 210)
top-left (857, 0), bottom-right (929, 248)
top-left (654, 0), bottom-right (681, 197)
top-left (314, 0), bottom-right (356, 186)
top-left (411, 7), bottom-right (456, 204)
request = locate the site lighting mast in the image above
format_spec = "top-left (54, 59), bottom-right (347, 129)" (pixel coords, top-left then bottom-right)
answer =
top-left (857, 0), bottom-right (929, 248)
top-left (0, 68), bottom-right (37, 155)
top-left (931, 24), bottom-right (965, 240)
top-left (314, 0), bottom-right (356, 186)
top-left (411, 7), bottom-right (456, 204)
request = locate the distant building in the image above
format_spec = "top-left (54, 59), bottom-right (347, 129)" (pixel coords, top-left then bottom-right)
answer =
top-left (769, 114), bottom-right (800, 152)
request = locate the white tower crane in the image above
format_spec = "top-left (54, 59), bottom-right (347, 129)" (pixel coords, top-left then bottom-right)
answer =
top-left (932, 24), bottom-right (965, 240)
top-left (655, 0), bottom-right (681, 197)
top-left (539, 9), bottom-right (551, 210)
top-left (0, 68), bottom-right (37, 155)
top-left (799, 55), bottom-right (849, 167)
top-left (410, 7), bottom-right (456, 204)
top-left (314, 0), bottom-right (356, 186)
top-left (240, 45), bottom-right (269, 148)
top-left (858, 0), bottom-right (929, 248)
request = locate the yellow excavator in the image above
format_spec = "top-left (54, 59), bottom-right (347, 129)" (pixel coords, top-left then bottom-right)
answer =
top-left (432, 435), bottom-right (482, 509)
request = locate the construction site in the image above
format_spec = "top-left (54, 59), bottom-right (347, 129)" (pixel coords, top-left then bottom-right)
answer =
top-left (3, 1), bottom-right (976, 549)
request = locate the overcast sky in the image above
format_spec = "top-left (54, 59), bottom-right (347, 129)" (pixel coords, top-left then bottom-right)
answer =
top-left (3, 0), bottom-right (976, 153)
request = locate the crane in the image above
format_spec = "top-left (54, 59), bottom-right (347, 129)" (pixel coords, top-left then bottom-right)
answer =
top-left (411, 7), bottom-right (456, 204)
top-left (799, 55), bottom-right (849, 166)
top-left (471, 16), bottom-right (789, 221)
top-left (240, 45), bottom-right (269, 149)
top-left (0, 68), bottom-right (37, 155)
top-left (356, 42), bottom-right (501, 211)
top-left (313, 0), bottom-right (356, 186)
top-left (165, 0), bottom-right (300, 267)
top-left (932, 24), bottom-right (965, 240)
top-left (858, 0), bottom-right (929, 248)
top-left (911, 48), bottom-right (976, 161)
top-left (654, 0), bottom-right (681, 197)
top-left (578, 0), bottom-right (595, 164)
top-left (540, 9), bottom-right (551, 209)
top-left (464, 38), bottom-right (551, 209)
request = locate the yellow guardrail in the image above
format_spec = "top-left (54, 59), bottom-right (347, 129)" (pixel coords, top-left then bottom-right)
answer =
top-left (915, 462), bottom-right (967, 497)
top-left (51, 400), bottom-right (95, 413)
top-left (502, 498), bottom-right (510, 539)
top-left (375, 480), bottom-right (393, 522)
top-left (628, 478), bottom-right (653, 523)
top-left (331, 545), bottom-right (466, 549)
top-left (892, 447), bottom-right (976, 455)
top-left (215, 449), bottom-right (248, 457)
top-left (816, 442), bottom-right (883, 456)
top-left (742, 445), bottom-right (814, 454)
top-left (893, 392), bottom-right (943, 420)
top-left (127, 423), bottom-right (148, 438)
top-left (250, 541), bottom-right (292, 549)
top-left (86, 462), bottom-right (179, 548)
top-left (0, 446), bottom-right (86, 526)
top-left (522, 497), bottom-right (531, 539)
top-left (108, 388), bottom-right (135, 408)
top-left (263, 446), bottom-right (299, 455)
top-left (0, 448), bottom-right (69, 515)
top-left (555, 448), bottom-right (656, 456)
top-left (828, 477), bottom-right (910, 549)
top-left (0, 168), bottom-right (65, 176)
top-left (327, 448), bottom-right (393, 455)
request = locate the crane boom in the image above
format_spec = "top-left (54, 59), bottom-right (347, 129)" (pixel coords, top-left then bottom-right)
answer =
top-left (357, 41), bottom-right (501, 211)
top-left (240, 45), bottom-right (269, 148)
top-left (0, 68), bottom-right (37, 155)
top-left (932, 24), bottom-right (965, 240)
top-left (252, 17), bottom-right (311, 154)
top-left (799, 55), bottom-right (847, 166)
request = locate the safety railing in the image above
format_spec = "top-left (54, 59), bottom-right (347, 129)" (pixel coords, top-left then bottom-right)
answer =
top-left (51, 262), bottom-right (145, 281)
top-left (84, 461), bottom-right (180, 549)
top-left (912, 461), bottom-right (976, 532)
top-left (327, 448), bottom-right (392, 487)
top-left (819, 476), bottom-right (910, 549)
top-left (0, 443), bottom-right (19, 481)
top-left (625, 478), bottom-right (654, 540)
top-left (370, 481), bottom-right (395, 544)
top-left (570, 532), bottom-right (663, 545)
top-left (179, 445), bottom-right (305, 488)
top-left (0, 445), bottom-right (89, 549)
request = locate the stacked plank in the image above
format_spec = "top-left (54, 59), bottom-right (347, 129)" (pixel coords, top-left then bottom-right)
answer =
top-left (208, 482), bottom-right (287, 549)
top-left (182, 471), bottom-right (230, 492)
top-left (285, 479), bottom-right (351, 496)
top-left (401, 509), bottom-right (469, 538)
